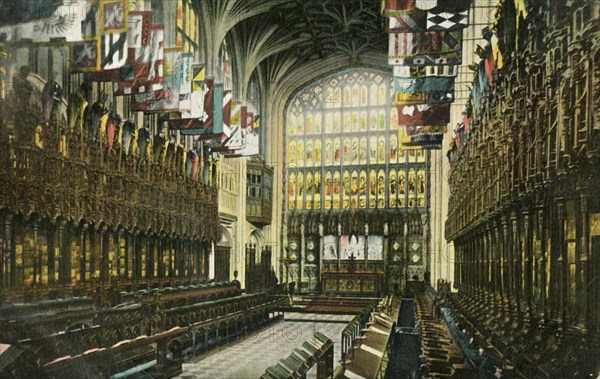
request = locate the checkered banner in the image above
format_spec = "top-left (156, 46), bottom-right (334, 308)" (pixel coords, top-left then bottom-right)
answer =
top-left (388, 30), bottom-right (462, 58)
top-left (427, 10), bottom-right (468, 31)
top-left (387, 9), bottom-right (468, 32)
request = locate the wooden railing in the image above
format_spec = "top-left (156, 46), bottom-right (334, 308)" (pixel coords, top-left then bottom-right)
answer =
top-left (13, 292), bottom-right (279, 364)
top-left (0, 281), bottom-right (240, 343)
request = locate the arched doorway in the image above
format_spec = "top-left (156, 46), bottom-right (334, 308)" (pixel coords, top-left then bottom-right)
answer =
top-left (245, 231), bottom-right (261, 291)
top-left (215, 228), bottom-right (233, 282)
top-left (245, 230), bottom-right (275, 292)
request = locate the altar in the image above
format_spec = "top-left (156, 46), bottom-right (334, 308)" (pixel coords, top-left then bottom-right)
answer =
top-left (320, 271), bottom-right (384, 296)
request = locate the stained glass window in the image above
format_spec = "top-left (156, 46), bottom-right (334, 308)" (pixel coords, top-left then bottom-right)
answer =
top-left (286, 68), bottom-right (426, 211)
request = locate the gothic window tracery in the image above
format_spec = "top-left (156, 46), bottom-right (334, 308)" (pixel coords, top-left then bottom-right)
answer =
top-left (286, 68), bottom-right (426, 211)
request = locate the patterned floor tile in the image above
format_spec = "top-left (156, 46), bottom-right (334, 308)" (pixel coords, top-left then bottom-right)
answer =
top-left (173, 316), bottom-right (347, 379)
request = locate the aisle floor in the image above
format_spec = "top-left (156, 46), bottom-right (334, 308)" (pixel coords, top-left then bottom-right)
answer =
top-left (174, 314), bottom-right (348, 379)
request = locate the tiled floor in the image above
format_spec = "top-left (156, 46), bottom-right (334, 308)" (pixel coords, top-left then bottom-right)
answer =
top-left (174, 315), bottom-right (347, 379)
top-left (283, 312), bottom-right (354, 323)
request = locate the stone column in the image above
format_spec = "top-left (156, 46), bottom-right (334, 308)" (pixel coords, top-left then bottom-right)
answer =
top-left (57, 219), bottom-right (69, 285)
top-left (579, 194), bottom-right (591, 330)
top-left (494, 221), bottom-right (502, 304)
top-left (32, 219), bottom-right (39, 285)
top-left (489, 225), bottom-right (496, 296)
top-left (488, 223), bottom-right (494, 298)
top-left (177, 238), bottom-right (183, 278)
top-left (157, 235), bottom-right (164, 279)
top-left (502, 216), bottom-right (511, 308)
top-left (168, 237), bottom-right (174, 278)
top-left (47, 221), bottom-right (56, 284)
top-left (300, 222), bottom-right (305, 294)
top-left (192, 239), bottom-right (198, 279)
top-left (100, 225), bottom-right (109, 283)
top-left (474, 235), bottom-right (479, 291)
top-left (462, 238), bottom-right (467, 291)
top-left (364, 223), bottom-right (369, 271)
top-left (511, 212), bottom-right (521, 314)
top-left (481, 230), bottom-right (486, 294)
top-left (338, 221), bottom-right (342, 272)
top-left (186, 239), bottom-right (193, 279)
top-left (122, 230), bottom-right (128, 280)
top-left (481, 231), bottom-right (487, 294)
top-left (89, 225), bottom-right (96, 281)
top-left (146, 234), bottom-right (152, 280)
top-left (130, 231), bottom-right (136, 281)
top-left (477, 231), bottom-right (483, 293)
top-left (485, 227), bottom-right (492, 300)
top-left (1, 215), bottom-right (12, 289)
top-left (204, 240), bottom-right (211, 280)
top-left (463, 239), bottom-right (468, 289)
top-left (523, 211), bottom-right (533, 316)
top-left (537, 207), bottom-right (548, 321)
top-left (453, 239), bottom-right (460, 291)
top-left (557, 201), bottom-right (567, 327)
top-left (467, 235), bottom-right (473, 290)
top-left (116, 228), bottom-right (127, 279)
top-left (319, 222), bottom-right (324, 291)
top-left (79, 223), bottom-right (87, 284)
top-left (473, 235), bottom-right (478, 294)
top-left (460, 240), bottom-right (466, 290)
top-left (137, 231), bottom-right (144, 280)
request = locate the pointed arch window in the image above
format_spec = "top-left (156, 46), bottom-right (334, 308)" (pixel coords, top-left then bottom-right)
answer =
top-left (285, 68), bottom-right (427, 211)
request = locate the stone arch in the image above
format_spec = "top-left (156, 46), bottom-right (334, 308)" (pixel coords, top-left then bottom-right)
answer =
top-left (218, 227), bottom-right (233, 248)
top-left (249, 228), bottom-right (264, 245)
top-left (248, 229), bottom-right (265, 265)
top-left (214, 226), bottom-right (233, 282)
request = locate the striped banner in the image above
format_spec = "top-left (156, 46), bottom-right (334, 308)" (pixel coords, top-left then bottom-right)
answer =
top-left (100, 32), bottom-right (128, 70)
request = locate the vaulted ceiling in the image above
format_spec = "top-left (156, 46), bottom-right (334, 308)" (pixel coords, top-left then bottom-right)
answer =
top-left (268, 0), bottom-right (387, 60)
top-left (195, 0), bottom-right (388, 98)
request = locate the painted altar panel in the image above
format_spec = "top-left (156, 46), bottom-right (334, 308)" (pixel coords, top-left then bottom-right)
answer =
top-left (368, 236), bottom-right (384, 260)
top-left (339, 235), bottom-right (365, 260)
top-left (323, 235), bottom-right (338, 260)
